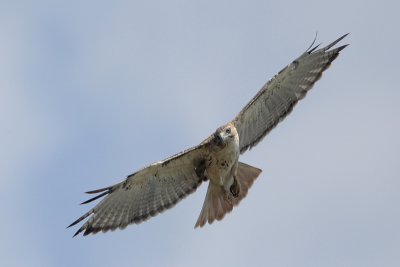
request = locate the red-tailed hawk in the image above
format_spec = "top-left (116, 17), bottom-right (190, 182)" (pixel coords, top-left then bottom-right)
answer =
top-left (68, 34), bottom-right (348, 236)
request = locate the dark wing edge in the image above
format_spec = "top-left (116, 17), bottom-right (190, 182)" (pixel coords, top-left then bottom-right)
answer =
top-left (234, 33), bottom-right (349, 154)
top-left (67, 185), bottom-right (117, 237)
top-left (67, 143), bottom-right (210, 237)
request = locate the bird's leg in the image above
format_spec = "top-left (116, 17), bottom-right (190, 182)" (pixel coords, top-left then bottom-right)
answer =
top-left (229, 176), bottom-right (240, 198)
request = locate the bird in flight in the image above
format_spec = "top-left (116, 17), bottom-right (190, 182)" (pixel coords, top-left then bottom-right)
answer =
top-left (69, 34), bottom-right (348, 236)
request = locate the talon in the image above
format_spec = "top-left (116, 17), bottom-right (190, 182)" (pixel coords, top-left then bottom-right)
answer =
top-left (230, 178), bottom-right (240, 198)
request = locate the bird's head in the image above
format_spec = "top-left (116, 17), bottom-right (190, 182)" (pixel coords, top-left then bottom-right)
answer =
top-left (213, 123), bottom-right (237, 148)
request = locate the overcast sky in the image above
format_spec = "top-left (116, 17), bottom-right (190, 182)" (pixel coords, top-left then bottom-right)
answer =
top-left (1, 0), bottom-right (399, 266)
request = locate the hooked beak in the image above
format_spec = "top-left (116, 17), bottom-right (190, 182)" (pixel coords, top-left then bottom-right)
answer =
top-left (214, 132), bottom-right (223, 146)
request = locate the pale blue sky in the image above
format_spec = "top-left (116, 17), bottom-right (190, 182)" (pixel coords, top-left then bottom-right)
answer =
top-left (1, 0), bottom-right (399, 266)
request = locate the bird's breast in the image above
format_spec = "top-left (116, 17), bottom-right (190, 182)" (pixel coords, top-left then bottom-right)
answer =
top-left (206, 138), bottom-right (240, 187)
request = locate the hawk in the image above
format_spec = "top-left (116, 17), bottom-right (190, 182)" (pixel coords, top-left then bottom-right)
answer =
top-left (68, 34), bottom-right (348, 236)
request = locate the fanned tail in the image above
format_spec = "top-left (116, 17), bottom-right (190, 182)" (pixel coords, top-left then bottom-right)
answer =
top-left (194, 162), bottom-right (261, 228)
top-left (232, 162), bottom-right (262, 206)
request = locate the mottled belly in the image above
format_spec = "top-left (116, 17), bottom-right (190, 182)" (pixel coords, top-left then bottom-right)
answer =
top-left (206, 152), bottom-right (237, 190)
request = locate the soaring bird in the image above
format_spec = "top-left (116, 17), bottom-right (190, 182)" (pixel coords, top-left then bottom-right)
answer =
top-left (68, 34), bottom-right (348, 236)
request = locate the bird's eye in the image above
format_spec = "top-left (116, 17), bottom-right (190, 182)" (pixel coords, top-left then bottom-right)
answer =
top-left (225, 128), bottom-right (231, 134)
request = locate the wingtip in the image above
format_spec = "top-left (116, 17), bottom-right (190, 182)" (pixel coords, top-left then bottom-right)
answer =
top-left (80, 191), bottom-right (109, 205)
top-left (305, 31), bottom-right (319, 52)
top-left (337, 32), bottom-right (350, 44)
top-left (323, 33), bottom-right (350, 51)
top-left (338, 44), bottom-right (350, 51)
top-left (73, 227), bottom-right (84, 237)
top-left (67, 218), bottom-right (81, 229)
top-left (70, 223), bottom-right (91, 237)
top-left (67, 208), bottom-right (94, 234)
top-left (67, 223), bottom-right (82, 237)
top-left (307, 43), bottom-right (322, 54)
top-left (85, 186), bottom-right (111, 194)
top-left (307, 33), bottom-right (350, 54)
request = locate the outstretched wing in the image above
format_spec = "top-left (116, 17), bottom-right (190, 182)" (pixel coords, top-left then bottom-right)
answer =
top-left (68, 143), bottom-right (210, 236)
top-left (233, 34), bottom-right (348, 153)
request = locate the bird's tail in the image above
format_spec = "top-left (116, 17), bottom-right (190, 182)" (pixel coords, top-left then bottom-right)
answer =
top-left (194, 162), bottom-right (261, 228)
